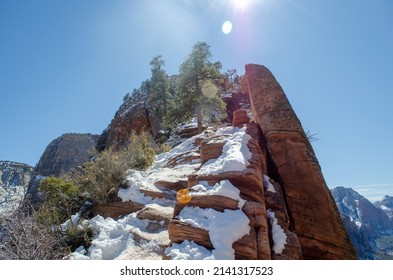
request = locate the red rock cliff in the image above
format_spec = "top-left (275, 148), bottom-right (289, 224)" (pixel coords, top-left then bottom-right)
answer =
top-left (243, 64), bottom-right (357, 259)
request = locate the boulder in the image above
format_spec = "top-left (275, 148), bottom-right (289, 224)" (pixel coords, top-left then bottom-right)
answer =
top-left (232, 109), bottom-right (249, 128)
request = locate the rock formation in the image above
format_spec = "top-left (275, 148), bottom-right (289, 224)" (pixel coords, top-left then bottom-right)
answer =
top-left (97, 90), bottom-right (161, 151)
top-left (0, 161), bottom-right (34, 220)
top-left (25, 133), bottom-right (98, 206)
top-left (242, 64), bottom-right (357, 259)
top-left (332, 187), bottom-right (393, 259)
top-left (161, 64), bottom-right (357, 259)
top-left (66, 63), bottom-right (357, 260)
top-left (35, 133), bottom-right (99, 177)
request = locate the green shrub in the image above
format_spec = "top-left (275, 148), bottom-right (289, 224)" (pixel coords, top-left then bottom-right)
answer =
top-left (38, 177), bottom-right (82, 225)
top-left (72, 131), bottom-right (156, 205)
top-left (127, 131), bottom-right (156, 170)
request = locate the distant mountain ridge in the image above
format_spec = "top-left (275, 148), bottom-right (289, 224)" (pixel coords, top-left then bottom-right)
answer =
top-left (332, 187), bottom-right (393, 259)
top-left (0, 161), bottom-right (34, 221)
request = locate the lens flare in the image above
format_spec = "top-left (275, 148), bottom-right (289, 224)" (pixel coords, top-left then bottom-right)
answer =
top-left (177, 189), bottom-right (192, 204)
top-left (222, 21), bottom-right (233, 34)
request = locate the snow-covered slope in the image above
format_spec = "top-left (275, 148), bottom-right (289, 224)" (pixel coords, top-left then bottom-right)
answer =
top-left (68, 126), bottom-right (252, 260)
top-left (0, 161), bottom-right (33, 222)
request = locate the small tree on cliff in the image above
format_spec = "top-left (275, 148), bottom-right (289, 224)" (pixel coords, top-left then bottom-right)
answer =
top-left (224, 68), bottom-right (239, 91)
top-left (148, 55), bottom-right (170, 118)
top-left (165, 41), bottom-right (227, 133)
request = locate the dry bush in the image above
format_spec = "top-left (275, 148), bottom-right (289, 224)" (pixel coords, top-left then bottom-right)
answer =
top-left (0, 210), bottom-right (68, 260)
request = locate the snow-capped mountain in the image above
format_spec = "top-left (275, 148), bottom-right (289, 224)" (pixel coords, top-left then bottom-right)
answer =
top-left (332, 187), bottom-right (393, 259)
top-left (374, 196), bottom-right (393, 219)
top-left (0, 161), bottom-right (34, 222)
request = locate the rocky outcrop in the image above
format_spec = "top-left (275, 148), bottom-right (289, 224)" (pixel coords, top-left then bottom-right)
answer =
top-left (332, 187), bottom-right (393, 259)
top-left (35, 133), bottom-right (99, 177)
top-left (97, 89), bottom-right (164, 151)
top-left (221, 88), bottom-right (250, 123)
top-left (242, 64), bottom-right (357, 260)
top-left (0, 161), bottom-right (34, 220)
top-left (232, 109), bottom-right (249, 128)
top-left (162, 64), bottom-right (356, 260)
top-left (24, 133), bottom-right (98, 207)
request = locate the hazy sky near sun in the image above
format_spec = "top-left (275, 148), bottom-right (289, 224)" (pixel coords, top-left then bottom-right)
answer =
top-left (0, 0), bottom-right (392, 201)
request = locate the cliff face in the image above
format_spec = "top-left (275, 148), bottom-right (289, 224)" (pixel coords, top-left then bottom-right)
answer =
top-left (332, 187), bottom-right (393, 259)
top-left (24, 133), bottom-right (98, 206)
top-left (97, 90), bottom-right (160, 151)
top-left (0, 161), bottom-right (34, 220)
top-left (241, 64), bottom-right (357, 259)
top-left (35, 133), bottom-right (98, 177)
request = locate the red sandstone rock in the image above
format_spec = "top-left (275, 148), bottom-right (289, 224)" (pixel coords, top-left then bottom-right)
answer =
top-left (244, 63), bottom-right (357, 260)
top-left (232, 109), bottom-right (249, 128)
top-left (95, 201), bottom-right (144, 219)
top-left (168, 220), bottom-right (213, 249)
top-left (199, 136), bottom-right (226, 164)
top-left (97, 92), bottom-right (155, 150)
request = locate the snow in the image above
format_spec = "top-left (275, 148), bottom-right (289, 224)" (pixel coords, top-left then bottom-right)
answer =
top-left (191, 180), bottom-right (246, 209)
top-left (175, 206), bottom-right (250, 259)
top-left (380, 205), bottom-right (390, 211)
top-left (266, 209), bottom-right (287, 254)
top-left (152, 134), bottom-right (200, 169)
top-left (197, 127), bottom-right (252, 175)
top-left (60, 213), bottom-right (82, 232)
top-left (165, 240), bottom-right (213, 260)
top-left (118, 171), bottom-right (154, 205)
top-left (68, 213), bottom-right (161, 260)
top-left (263, 175), bottom-right (276, 193)
top-left (67, 124), bottom-right (256, 260)
top-left (118, 170), bottom-right (173, 206)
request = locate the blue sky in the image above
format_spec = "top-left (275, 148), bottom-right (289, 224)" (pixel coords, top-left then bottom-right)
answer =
top-left (0, 0), bottom-right (392, 201)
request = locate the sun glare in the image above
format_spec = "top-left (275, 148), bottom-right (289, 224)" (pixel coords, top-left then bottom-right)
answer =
top-left (232, 0), bottom-right (254, 11)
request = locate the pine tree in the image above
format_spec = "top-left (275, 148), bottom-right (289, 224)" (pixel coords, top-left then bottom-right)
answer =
top-left (148, 55), bottom-right (169, 118)
top-left (166, 41), bottom-right (227, 133)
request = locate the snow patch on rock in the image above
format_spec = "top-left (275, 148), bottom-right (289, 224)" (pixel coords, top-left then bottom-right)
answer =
top-left (175, 206), bottom-right (250, 259)
top-left (267, 209), bottom-right (287, 254)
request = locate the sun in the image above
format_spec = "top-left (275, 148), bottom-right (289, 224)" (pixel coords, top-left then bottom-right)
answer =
top-left (231, 0), bottom-right (254, 11)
